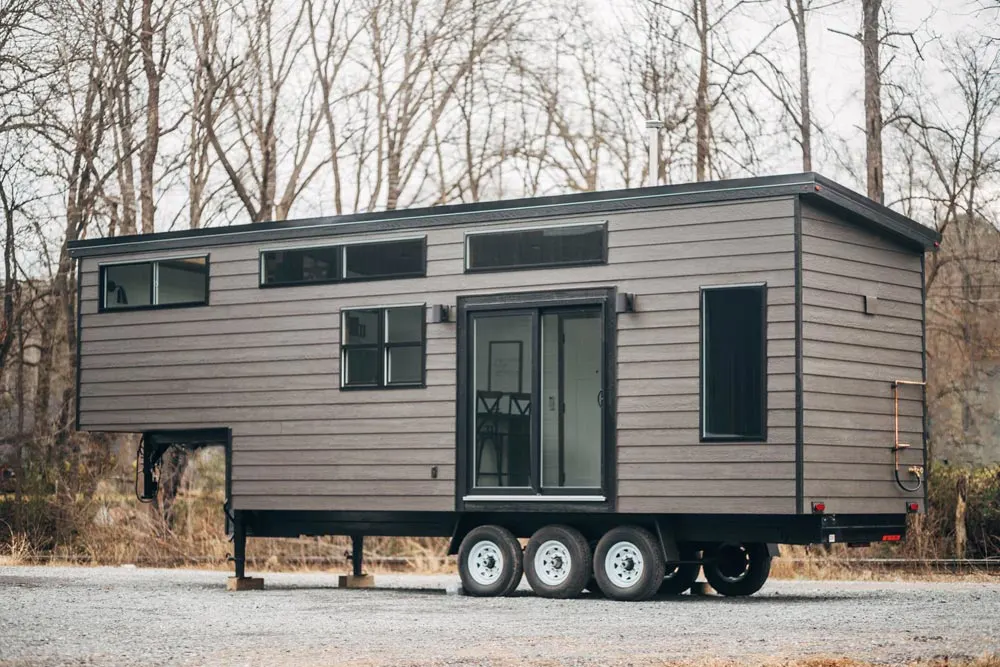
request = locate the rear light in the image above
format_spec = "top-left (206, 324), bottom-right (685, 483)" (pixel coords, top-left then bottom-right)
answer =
top-left (882, 534), bottom-right (902, 542)
top-left (907, 502), bottom-right (920, 513)
top-left (812, 502), bottom-right (826, 513)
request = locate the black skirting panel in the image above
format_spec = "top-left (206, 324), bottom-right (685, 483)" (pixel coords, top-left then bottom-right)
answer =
top-left (239, 509), bottom-right (907, 548)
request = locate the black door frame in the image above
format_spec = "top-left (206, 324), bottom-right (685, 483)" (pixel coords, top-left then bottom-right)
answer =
top-left (455, 287), bottom-right (617, 512)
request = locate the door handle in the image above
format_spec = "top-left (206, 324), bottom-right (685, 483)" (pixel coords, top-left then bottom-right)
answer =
top-left (597, 390), bottom-right (604, 407)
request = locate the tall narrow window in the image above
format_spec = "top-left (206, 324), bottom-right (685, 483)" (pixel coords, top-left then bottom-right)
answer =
top-left (341, 305), bottom-right (425, 389)
top-left (100, 256), bottom-right (208, 311)
top-left (701, 284), bottom-right (766, 441)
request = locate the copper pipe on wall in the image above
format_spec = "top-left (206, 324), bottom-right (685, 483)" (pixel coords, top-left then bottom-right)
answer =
top-left (892, 379), bottom-right (926, 492)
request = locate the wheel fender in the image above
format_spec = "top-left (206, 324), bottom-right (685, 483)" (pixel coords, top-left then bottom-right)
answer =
top-left (448, 516), bottom-right (469, 556)
top-left (766, 543), bottom-right (781, 558)
top-left (653, 518), bottom-right (681, 562)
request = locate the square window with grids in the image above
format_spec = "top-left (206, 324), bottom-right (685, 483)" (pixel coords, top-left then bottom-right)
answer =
top-left (341, 305), bottom-right (425, 389)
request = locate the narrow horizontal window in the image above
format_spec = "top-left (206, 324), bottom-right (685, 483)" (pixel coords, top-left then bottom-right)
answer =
top-left (261, 246), bottom-right (340, 286)
top-left (260, 238), bottom-right (426, 287)
top-left (345, 238), bottom-right (425, 280)
top-left (465, 223), bottom-right (607, 272)
top-left (701, 284), bottom-right (766, 441)
top-left (341, 305), bottom-right (425, 389)
top-left (101, 256), bottom-right (208, 311)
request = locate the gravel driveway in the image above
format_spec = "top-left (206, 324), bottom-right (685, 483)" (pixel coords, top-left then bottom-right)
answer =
top-left (1, 566), bottom-right (998, 666)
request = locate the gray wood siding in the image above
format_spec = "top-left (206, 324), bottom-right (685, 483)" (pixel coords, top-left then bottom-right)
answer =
top-left (800, 202), bottom-right (926, 513)
top-left (77, 197), bottom-right (797, 513)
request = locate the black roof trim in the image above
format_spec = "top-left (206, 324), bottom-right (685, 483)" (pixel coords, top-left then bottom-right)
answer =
top-left (67, 172), bottom-right (940, 258)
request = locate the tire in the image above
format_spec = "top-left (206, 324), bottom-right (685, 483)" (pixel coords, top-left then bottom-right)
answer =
top-left (523, 525), bottom-right (591, 599)
top-left (658, 545), bottom-right (701, 596)
top-left (457, 525), bottom-right (523, 597)
top-left (593, 526), bottom-right (666, 601)
top-left (703, 542), bottom-right (771, 597)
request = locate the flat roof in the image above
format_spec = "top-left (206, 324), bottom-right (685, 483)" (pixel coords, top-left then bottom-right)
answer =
top-left (67, 172), bottom-right (940, 258)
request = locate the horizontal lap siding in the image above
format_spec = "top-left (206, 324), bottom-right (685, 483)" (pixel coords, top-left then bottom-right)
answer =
top-left (800, 203), bottom-right (925, 513)
top-left (614, 199), bottom-right (796, 514)
top-left (77, 197), bottom-right (797, 514)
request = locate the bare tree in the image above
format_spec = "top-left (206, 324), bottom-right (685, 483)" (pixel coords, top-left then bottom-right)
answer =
top-left (138, 0), bottom-right (175, 232)
top-left (510, 5), bottom-right (616, 194)
top-left (893, 37), bottom-right (1000, 465)
top-left (199, 0), bottom-right (325, 222)
top-left (186, 0), bottom-right (223, 228)
top-left (32, 0), bottom-right (119, 460)
top-left (306, 0), bottom-right (364, 215)
top-left (362, 0), bottom-right (524, 210)
top-left (831, 1), bottom-right (927, 202)
top-left (861, 0), bottom-right (883, 202)
top-left (615, 0), bottom-right (695, 185)
top-left (648, 0), bottom-right (782, 181)
top-left (788, 0), bottom-right (812, 170)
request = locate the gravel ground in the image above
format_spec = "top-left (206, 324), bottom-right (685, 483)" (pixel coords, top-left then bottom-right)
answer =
top-left (1, 566), bottom-right (998, 666)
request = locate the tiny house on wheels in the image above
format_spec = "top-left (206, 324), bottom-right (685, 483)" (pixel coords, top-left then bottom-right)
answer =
top-left (68, 173), bottom-right (939, 600)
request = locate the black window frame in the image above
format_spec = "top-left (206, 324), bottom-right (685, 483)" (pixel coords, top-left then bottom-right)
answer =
top-left (463, 222), bottom-right (608, 274)
top-left (259, 245), bottom-right (342, 288)
top-left (259, 237), bottom-right (427, 288)
top-left (699, 283), bottom-right (768, 443)
top-left (340, 305), bottom-right (427, 390)
top-left (454, 288), bottom-right (618, 511)
top-left (98, 255), bottom-right (210, 313)
top-left (343, 237), bottom-right (427, 281)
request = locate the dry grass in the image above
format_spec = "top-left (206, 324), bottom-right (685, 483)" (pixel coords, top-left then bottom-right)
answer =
top-left (3, 495), bottom-right (998, 580)
top-left (0, 519), bottom-right (34, 565)
top-left (1, 452), bottom-right (997, 581)
top-left (769, 544), bottom-right (999, 582)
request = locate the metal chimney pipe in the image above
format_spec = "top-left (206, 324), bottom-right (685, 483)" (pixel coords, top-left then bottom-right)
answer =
top-left (646, 119), bottom-right (664, 187)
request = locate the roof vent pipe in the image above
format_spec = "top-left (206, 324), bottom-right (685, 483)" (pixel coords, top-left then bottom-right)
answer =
top-left (646, 119), bottom-right (664, 187)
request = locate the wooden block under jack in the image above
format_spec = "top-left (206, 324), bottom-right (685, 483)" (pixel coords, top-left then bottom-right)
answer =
top-left (688, 581), bottom-right (715, 596)
top-left (338, 574), bottom-right (375, 589)
top-left (226, 576), bottom-right (264, 591)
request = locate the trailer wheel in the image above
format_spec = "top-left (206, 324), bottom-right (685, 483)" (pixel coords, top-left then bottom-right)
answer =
top-left (593, 526), bottom-right (665, 601)
top-left (658, 545), bottom-right (701, 596)
top-left (523, 525), bottom-right (591, 599)
top-left (458, 525), bottom-right (523, 597)
top-left (703, 542), bottom-right (771, 597)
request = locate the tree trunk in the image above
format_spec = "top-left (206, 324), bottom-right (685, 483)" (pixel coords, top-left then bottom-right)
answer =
top-left (32, 302), bottom-right (55, 448)
top-left (955, 473), bottom-right (968, 558)
top-left (139, 0), bottom-right (161, 234)
top-left (1, 180), bottom-right (16, 376)
top-left (694, 0), bottom-right (710, 182)
top-left (154, 448), bottom-right (189, 528)
top-left (792, 0), bottom-right (812, 171)
top-left (862, 0), bottom-right (883, 202)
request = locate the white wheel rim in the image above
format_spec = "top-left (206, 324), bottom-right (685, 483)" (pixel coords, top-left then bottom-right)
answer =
top-left (605, 541), bottom-right (644, 589)
top-left (533, 540), bottom-right (573, 586)
top-left (468, 540), bottom-right (505, 586)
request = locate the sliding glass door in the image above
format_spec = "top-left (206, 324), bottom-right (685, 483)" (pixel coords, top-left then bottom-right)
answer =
top-left (471, 311), bottom-right (533, 488)
top-left (468, 304), bottom-right (605, 497)
top-left (542, 311), bottom-right (603, 489)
